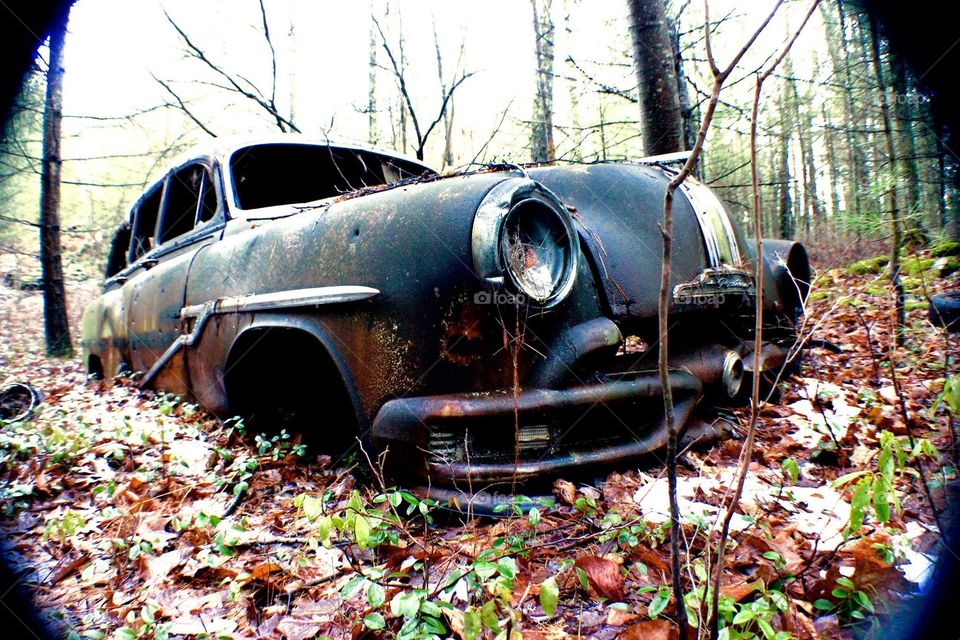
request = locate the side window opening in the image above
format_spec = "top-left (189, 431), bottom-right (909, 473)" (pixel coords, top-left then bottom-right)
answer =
top-left (129, 186), bottom-right (162, 262)
top-left (158, 165), bottom-right (205, 244)
top-left (197, 171), bottom-right (218, 225)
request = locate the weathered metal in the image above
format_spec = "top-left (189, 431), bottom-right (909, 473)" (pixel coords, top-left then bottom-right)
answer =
top-left (81, 135), bottom-right (810, 497)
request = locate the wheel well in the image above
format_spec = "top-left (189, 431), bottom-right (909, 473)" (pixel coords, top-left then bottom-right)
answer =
top-left (223, 327), bottom-right (358, 452)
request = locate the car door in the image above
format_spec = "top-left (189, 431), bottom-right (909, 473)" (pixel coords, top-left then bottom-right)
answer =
top-left (125, 161), bottom-right (224, 393)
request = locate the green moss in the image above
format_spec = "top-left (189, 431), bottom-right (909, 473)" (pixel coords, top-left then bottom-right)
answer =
top-left (809, 290), bottom-right (832, 302)
top-left (848, 255), bottom-right (888, 275)
top-left (905, 299), bottom-right (929, 312)
top-left (930, 240), bottom-right (960, 257)
top-left (901, 257), bottom-right (936, 276)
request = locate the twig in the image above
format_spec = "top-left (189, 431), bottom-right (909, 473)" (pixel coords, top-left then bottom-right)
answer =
top-left (707, 2), bottom-right (819, 638)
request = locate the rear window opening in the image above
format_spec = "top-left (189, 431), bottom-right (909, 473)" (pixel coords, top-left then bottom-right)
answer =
top-left (229, 143), bottom-right (432, 210)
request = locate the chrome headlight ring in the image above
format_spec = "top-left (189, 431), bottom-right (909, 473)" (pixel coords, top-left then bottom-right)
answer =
top-left (471, 177), bottom-right (578, 307)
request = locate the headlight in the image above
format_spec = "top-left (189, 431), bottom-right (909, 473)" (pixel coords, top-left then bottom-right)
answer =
top-left (471, 178), bottom-right (578, 307)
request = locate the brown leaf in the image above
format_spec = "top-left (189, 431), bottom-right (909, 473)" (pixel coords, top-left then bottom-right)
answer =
top-left (553, 479), bottom-right (577, 506)
top-left (606, 607), bottom-right (638, 626)
top-left (249, 562), bottom-right (283, 581)
top-left (629, 545), bottom-right (671, 580)
top-left (575, 555), bottom-right (624, 601)
top-left (47, 549), bottom-right (89, 585)
top-left (617, 619), bottom-right (678, 640)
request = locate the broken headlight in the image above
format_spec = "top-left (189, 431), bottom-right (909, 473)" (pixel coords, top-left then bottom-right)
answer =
top-left (471, 177), bottom-right (578, 308)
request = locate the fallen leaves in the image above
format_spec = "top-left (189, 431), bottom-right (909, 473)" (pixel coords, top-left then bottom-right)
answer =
top-left (575, 555), bottom-right (624, 601)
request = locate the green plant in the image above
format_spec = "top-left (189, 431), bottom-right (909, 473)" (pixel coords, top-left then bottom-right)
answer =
top-left (254, 429), bottom-right (306, 460)
top-left (832, 430), bottom-right (938, 537)
top-left (43, 509), bottom-right (86, 543)
top-left (715, 581), bottom-right (792, 640)
top-left (814, 576), bottom-right (875, 625)
top-left (112, 604), bottom-right (170, 640)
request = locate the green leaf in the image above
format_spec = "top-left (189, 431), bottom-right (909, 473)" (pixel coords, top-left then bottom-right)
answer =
top-left (363, 612), bottom-right (385, 630)
top-left (872, 476), bottom-right (891, 522)
top-left (464, 609), bottom-right (481, 640)
top-left (473, 560), bottom-right (497, 580)
top-left (832, 470), bottom-right (869, 488)
top-left (390, 591), bottom-right (422, 619)
top-left (732, 608), bottom-right (755, 625)
top-left (813, 599), bottom-right (835, 611)
top-left (649, 587), bottom-right (670, 620)
top-left (575, 567), bottom-right (589, 592)
top-left (339, 574), bottom-right (365, 600)
top-left (316, 515), bottom-right (332, 542)
top-left (757, 617), bottom-right (776, 640)
top-left (836, 576), bottom-right (856, 590)
top-left (367, 582), bottom-right (385, 608)
top-left (539, 576), bottom-right (559, 617)
top-left (112, 629), bottom-right (137, 640)
top-left (480, 600), bottom-right (500, 632)
top-left (354, 515), bottom-right (370, 549)
top-left (781, 457), bottom-right (800, 485)
top-left (497, 557), bottom-right (517, 580)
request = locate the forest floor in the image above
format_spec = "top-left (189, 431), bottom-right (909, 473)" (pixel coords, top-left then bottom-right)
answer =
top-left (0, 247), bottom-right (957, 640)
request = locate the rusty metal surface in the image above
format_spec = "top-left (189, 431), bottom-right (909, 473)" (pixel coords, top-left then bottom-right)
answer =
top-left (80, 139), bottom-right (810, 491)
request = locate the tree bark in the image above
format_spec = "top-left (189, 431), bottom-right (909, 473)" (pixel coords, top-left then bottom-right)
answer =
top-left (627, 0), bottom-right (683, 155)
top-left (866, 12), bottom-right (905, 345)
top-left (530, 0), bottom-right (555, 162)
top-left (778, 71), bottom-right (794, 239)
top-left (892, 56), bottom-right (922, 226)
top-left (39, 16), bottom-right (73, 357)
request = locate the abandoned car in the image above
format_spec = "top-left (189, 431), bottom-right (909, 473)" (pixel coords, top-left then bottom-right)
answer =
top-left (81, 136), bottom-right (810, 500)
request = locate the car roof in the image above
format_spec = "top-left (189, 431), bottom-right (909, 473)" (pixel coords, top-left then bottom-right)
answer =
top-left (172, 133), bottom-right (438, 175)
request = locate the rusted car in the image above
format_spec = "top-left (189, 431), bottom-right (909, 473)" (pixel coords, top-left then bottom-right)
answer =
top-left (81, 136), bottom-right (810, 502)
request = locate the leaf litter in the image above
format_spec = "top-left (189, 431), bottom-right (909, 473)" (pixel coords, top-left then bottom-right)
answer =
top-left (0, 259), bottom-right (956, 640)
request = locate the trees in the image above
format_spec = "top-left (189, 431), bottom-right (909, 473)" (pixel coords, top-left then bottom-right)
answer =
top-left (38, 14), bottom-right (72, 357)
top-left (627, 0), bottom-right (683, 155)
top-left (372, 10), bottom-right (472, 163)
top-left (530, 0), bottom-right (555, 162)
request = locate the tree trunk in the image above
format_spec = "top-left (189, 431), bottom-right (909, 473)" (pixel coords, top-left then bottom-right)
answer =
top-left (667, 9), bottom-right (695, 152)
top-left (530, 0), bottom-right (555, 163)
top-left (368, 3), bottom-right (378, 146)
top-left (892, 56), bottom-right (922, 227)
top-left (39, 17), bottom-right (73, 357)
top-left (627, 0), bottom-right (683, 155)
top-left (867, 13), bottom-right (905, 345)
top-left (778, 72), bottom-right (794, 239)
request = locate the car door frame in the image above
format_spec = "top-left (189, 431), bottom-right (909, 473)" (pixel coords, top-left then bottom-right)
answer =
top-left (118, 157), bottom-right (228, 388)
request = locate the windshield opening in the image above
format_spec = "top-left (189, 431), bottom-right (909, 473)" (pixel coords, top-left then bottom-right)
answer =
top-left (229, 143), bottom-right (432, 210)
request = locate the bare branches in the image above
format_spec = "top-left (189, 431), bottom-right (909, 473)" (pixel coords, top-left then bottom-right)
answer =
top-left (372, 12), bottom-right (473, 161)
top-left (159, 5), bottom-right (299, 134)
top-left (706, 2), bottom-right (820, 638)
top-left (152, 74), bottom-right (217, 138)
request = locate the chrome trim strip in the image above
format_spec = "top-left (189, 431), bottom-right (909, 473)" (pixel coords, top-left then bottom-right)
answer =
top-left (139, 286), bottom-right (379, 389)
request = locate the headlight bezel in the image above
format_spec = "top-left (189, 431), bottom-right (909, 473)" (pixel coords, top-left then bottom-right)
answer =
top-left (471, 177), bottom-right (578, 308)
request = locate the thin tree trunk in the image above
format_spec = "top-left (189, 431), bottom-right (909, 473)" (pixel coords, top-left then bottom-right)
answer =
top-left (563, 0), bottom-right (582, 161)
top-left (834, 1), bottom-right (865, 216)
top-left (530, 0), bottom-right (555, 162)
top-left (867, 12), bottom-right (905, 345)
top-left (668, 8), bottom-right (695, 152)
top-left (778, 74), bottom-right (794, 239)
top-left (627, 0), bottom-right (683, 155)
top-left (368, 2), bottom-right (378, 146)
top-left (892, 56), bottom-right (922, 229)
top-left (822, 102), bottom-right (841, 226)
top-left (39, 17), bottom-right (73, 357)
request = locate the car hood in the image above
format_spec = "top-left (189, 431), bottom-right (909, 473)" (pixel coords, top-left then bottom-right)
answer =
top-left (528, 163), bottom-right (745, 319)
